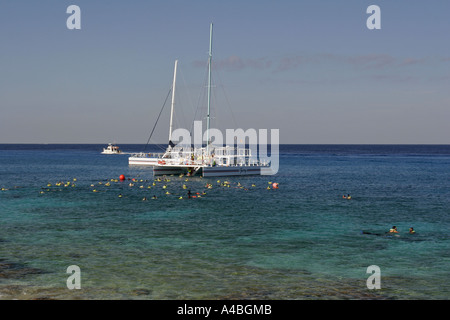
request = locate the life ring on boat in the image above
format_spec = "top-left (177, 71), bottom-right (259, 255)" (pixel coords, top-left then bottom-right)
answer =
top-left (158, 160), bottom-right (166, 165)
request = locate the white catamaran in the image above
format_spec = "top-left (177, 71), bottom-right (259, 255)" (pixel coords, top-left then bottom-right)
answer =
top-left (129, 24), bottom-right (271, 177)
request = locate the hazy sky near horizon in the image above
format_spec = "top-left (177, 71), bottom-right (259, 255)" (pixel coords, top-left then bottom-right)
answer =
top-left (1, 0), bottom-right (449, 144)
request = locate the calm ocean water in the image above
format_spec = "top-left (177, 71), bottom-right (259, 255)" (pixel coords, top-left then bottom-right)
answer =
top-left (0, 144), bottom-right (449, 300)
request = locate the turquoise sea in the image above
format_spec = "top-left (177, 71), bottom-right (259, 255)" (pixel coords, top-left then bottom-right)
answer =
top-left (0, 144), bottom-right (449, 300)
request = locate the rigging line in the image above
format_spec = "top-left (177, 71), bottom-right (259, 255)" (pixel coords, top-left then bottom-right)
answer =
top-left (146, 139), bottom-right (166, 152)
top-left (190, 60), bottom-right (210, 136)
top-left (213, 65), bottom-right (239, 130)
top-left (172, 85), bottom-right (186, 135)
top-left (178, 65), bottom-right (196, 130)
top-left (142, 88), bottom-right (172, 153)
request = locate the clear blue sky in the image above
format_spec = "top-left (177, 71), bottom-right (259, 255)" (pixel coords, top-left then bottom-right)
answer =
top-left (1, 0), bottom-right (449, 144)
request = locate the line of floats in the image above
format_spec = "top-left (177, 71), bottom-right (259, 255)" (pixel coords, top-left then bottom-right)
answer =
top-left (1, 174), bottom-right (280, 201)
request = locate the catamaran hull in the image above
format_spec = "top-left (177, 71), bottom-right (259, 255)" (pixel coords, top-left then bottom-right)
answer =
top-left (153, 166), bottom-right (187, 176)
top-left (152, 165), bottom-right (263, 177)
top-left (202, 166), bottom-right (261, 177)
top-left (128, 157), bottom-right (160, 166)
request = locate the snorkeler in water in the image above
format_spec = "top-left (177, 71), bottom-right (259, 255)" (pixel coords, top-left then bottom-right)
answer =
top-left (389, 226), bottom-right (399, 233)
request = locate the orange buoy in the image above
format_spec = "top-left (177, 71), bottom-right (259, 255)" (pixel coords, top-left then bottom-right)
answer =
top-left (119, 175), bottom-right (125, 181)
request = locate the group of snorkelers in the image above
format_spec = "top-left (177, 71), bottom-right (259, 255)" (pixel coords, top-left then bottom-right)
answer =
top-left (389, 226), bottom-right (416, 234)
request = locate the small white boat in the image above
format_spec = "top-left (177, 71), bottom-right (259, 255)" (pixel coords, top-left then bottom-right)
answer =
top-left (101, 143), bottom-right (122, 154)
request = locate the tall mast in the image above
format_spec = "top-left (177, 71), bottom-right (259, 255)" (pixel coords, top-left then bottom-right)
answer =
top-left (168, 59), bottom-right (178, 146)
top-left (206, 23), bottom-right (213, 155)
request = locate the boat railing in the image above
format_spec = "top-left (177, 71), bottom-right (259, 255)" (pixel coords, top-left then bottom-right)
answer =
top-left (130, 152), bottom-right (165, 159)
top-left (150, 145), bottom-right (271, 167)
